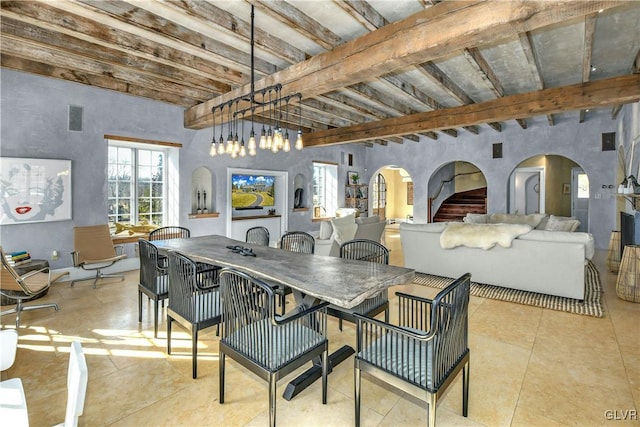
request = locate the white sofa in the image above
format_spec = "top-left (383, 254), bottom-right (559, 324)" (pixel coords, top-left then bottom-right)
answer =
top-left (400, 222), bottom-right (594, 300)
top-left (315, 215), bottom-right (386, 256)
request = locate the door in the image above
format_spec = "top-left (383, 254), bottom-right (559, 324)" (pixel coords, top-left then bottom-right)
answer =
top-left (510, 167), bottom-right (545, 214)
top-left (373, 173), bottom-right (386, 220)
top-left (571, 168), bottom-right (589, 232)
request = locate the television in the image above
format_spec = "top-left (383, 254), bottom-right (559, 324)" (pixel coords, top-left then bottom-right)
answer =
top-left (231, 174), bottom-right (276, 208)
top-left (620, 212), bottom-right (635, 255)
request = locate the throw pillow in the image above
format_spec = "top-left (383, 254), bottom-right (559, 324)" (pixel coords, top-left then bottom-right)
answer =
top-left (318, 221), bottom-right (333, 240)
top-left (330, 214), bottom-right (357, 245)
top-left (544, 215), bottom-right (580, 232)
top-left (355, 215), bottom-right (380, 225)
top-left (463, 213), bottom-right (489, 224)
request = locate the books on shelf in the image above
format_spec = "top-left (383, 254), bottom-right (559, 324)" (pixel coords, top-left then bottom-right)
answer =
top-left (6, 250), bottom-right (32, 266)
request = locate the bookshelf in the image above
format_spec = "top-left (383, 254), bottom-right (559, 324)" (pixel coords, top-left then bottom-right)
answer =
top-left (345, 184), bottom-right (368, 216)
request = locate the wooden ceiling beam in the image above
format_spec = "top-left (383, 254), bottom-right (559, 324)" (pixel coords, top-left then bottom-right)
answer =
top-left (1, 1), bottom-right (245, 86)
top-left (579, 13), bottom-right (598, 122)
top-left (518, 31), bottom-right (555, 126)
top-left (302, 74), bottom-right (640, 146)
top-left (2, 35), bottom-right (215, 101)
top-left (248, 0), bottom-right (342, 51)
top-left (138, 0), bottom-right (306, 64)
top-left (0, 15), bottom-right (229, 95)
top-left (1, 53), bottom-right (201, 107)
top-left (186, 0), bottom-right (625, 129)
top-left (73, 0), bottom-right (275, 76)
top-left (463, 47), bottom-right (527, 129)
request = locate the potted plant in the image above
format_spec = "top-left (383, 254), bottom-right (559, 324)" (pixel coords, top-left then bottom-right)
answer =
top-left (351, 173), bottom-right (359, 184)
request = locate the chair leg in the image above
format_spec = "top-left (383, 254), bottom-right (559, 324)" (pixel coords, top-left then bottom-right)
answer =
top-left (338, 318), bottom-right (343, 331)
top-left (384, 308), bottom-right (389, 323)
top-left (138, 290), bottom-right (143, 322)
top-left (427, 394), bottom-right (437, 427)
top-left (354, 363), bottom-right (361, 427)
top-left (153, 299), bottom-right (159, 339)
top-left (462, 360), bottom-right (470, 417)
top-left (167, 315), bottom-right (172, 354)
top-left (269, 373), bottom-right (277, 427)
top-left (219, 352), bottom-right (225, 404)
top-left (15, 302), bottom-right (59, 328)
top-left (280, 292), bottom-right (286, 316)
top-left (322, 346), bottom-right (328, 404)
top-left (192, 328), bottom-right (198, 379)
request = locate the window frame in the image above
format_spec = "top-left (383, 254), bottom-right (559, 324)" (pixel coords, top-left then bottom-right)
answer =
top-left (312, 161), bottom-right (338, 219)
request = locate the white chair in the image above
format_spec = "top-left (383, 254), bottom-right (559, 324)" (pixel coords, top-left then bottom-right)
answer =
top-left (0, 329), bottom-right (28, 427)
top-left (54, 341), bottom-right (88, 427)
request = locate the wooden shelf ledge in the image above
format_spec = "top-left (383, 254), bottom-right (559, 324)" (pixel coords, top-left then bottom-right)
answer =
top-left (188, 212), bottom-right (220, 219)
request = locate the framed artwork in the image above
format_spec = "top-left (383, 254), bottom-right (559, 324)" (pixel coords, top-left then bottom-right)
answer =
top-left (0, 157), bottom-right (72, 225)
top-left (407, 182), bottom-right (414, 205)
top-left (347, 170), bottom-right (359, 185)
top-left (562, 183), bottom-right (571, 195)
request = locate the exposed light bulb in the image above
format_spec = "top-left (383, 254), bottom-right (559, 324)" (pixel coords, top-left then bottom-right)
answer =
top-left (239, 145), bottom-right (246, 157)
top-left (259, 127), bottom-right (267, 149)
top-left (295, 130), bottom-right (303, 150)
top-left (248, 131), bottom-right (256, 151)
top-left (283, 132), bottom-right (290, 152)
top-left (209, 143), bottom-right (217, 157)
top-left (218, 140), bottom-right (225, 155)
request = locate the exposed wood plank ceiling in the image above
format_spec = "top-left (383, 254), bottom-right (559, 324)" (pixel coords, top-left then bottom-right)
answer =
top-left (2, 0), bottom-right (639, 147)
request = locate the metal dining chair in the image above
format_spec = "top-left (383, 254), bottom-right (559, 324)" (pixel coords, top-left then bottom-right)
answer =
top-left (354, 273), bottom-right (471, 427)
top-left (167, 251), bottom-right (222, 379)
top-left (327, 239), bottom-right (390, 331)
top-left (246, 226), bottom-right (270, 246)
top-left (138, 239), bottom-right (169, 338)
top-left (218, 268), bottom-right (329, 427)
top-left (148, 226), bottom-right (191, 241)
top-left (276, 231), bottom-right (315, 314)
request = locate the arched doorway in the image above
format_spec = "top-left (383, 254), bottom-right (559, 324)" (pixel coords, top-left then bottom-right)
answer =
top-left (508, 155), bottom-right (589, 232)
top-left (371, 166), bottom-right (413, 223)
top-left (428, 161), bottom-right (486, 222)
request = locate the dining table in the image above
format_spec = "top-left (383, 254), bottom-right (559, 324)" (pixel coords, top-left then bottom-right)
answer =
top-left (152, 234), bottom-right (415, 399)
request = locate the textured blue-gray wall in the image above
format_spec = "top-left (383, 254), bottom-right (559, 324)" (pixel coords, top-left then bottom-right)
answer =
top-left (1, 69), bottom-right (633, 267)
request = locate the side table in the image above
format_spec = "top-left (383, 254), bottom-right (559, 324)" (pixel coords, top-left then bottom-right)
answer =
top-left (616, 245), bottom-right (640, 303)
top-left (1, 259), bottom-right (50, 306)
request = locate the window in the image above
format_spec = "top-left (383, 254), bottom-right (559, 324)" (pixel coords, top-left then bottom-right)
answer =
top-left (577, 173), bottom-right (589, 199)
top-left (108, 143), bottom-right (166, 228)
top-left (312, 161), bottom-right (338, 219)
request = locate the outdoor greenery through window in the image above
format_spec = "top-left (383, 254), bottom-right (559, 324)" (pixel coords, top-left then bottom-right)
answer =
top-left (108, 143), bottom-right (166, 229)
top-left (313, 161), bottom-right (338, 218)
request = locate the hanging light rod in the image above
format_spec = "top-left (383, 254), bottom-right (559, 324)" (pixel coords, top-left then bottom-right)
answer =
top-left (210, 5), bottom-right (303, 158)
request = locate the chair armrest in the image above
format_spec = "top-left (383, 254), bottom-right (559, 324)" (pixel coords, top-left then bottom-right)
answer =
top-left (273, 301), bottom-right (329, 326)
top-left (354, 312), bottom-right (436, 342)
top-left (70, 250), bottom-right (80, 267)
top-left (195, 263), bottom-right (221, 290)
top-left (20, 267), bottom-right (50, 280)
top-left (114, 244), bottom-right (125, 255)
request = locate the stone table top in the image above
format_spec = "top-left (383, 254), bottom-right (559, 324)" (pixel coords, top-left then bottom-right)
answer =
top-left (152, 235), bottom-right (415, 309)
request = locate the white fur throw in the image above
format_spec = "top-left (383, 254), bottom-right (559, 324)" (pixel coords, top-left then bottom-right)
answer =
top-left (440, 223), bottom-right (532, 250)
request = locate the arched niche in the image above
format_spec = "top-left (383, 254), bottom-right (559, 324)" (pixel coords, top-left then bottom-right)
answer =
top-left (428, 161), bottom-right (486, 222)
top-left (508, 154), bottom-right (589, 231)
top-left (191, 166), bottom-right (214, 214)
top-left (293, 173), bottom-right (308, 210)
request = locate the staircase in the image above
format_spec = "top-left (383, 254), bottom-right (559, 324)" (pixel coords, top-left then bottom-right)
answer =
top-left (433, 187), bottom-right (487, 222)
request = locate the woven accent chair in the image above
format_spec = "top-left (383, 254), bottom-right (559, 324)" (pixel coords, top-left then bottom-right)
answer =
top-left (167, 251), bottom-right (222, 379)
top-left (327, 239), bottom-right (390, 331)
top-left (148, 226), bottom-right (190, 241)
top-left (354, 273), bottom-right (471, 427)
top-left (71, 225), bottom-right (126, 288)
top-left (276, 231), bottom-right (315, 314)
top-left (246, 226), bottom-right (270, 246)
top-left (138, 239), bottom-right (169, 338)
top-left (218, 268), bottom-right (329, 427)
top-left (1, 247), bottom-right (67, 328)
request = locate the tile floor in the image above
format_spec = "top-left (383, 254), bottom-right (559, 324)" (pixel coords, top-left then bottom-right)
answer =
top-left (2, 228), bottom-right (639, 426)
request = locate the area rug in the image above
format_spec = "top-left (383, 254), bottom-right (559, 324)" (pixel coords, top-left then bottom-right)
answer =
top-left (411, 261), bottom-right (604, 317)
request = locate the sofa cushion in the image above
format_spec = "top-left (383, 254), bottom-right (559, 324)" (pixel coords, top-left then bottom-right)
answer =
top-left (544, 215), bottom-right (580, 232)
top-left (318, 221), bottom-right (333, 240)
top-left (330, 214), bottom-right (357, 245)
top-left (517, 229), bottom-right (594, 259)
top-left (399, 222), bottom-right (448, 233)
top-left (490, 213), bottom-right (546, 228)
top-left (463, 213), bottom-right (490, 224)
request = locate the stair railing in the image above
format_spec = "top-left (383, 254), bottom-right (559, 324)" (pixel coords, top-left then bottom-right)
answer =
top-left (428, 171), bottom-right (483, 222)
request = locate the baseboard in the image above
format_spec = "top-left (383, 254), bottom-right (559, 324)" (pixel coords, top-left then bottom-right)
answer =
top-left (51, 258), bottom-right (140, 282)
